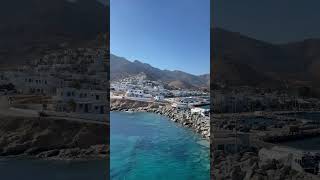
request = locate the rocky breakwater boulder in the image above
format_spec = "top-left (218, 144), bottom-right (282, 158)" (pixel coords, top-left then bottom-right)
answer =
top-left (0, 115), bottom-right (108, 160)
top-left (110, 98), bottom-right (156, 111)
top-left (211, 150), bottom-right (319, 180)
top-left (111, 100), bottom-right (210, 139)
top-left (155, 106), bottom-right (210, 139)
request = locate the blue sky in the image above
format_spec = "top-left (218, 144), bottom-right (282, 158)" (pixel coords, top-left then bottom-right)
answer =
top-left (110, 0), bottom-right (210, 75)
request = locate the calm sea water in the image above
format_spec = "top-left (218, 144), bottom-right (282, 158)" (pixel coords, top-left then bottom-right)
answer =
top-left (0, 159), bottom-right (108, 180)
top-left (282, 136), bottom-right (320, 151)
top-left (110, 112), bottom-right (209, 180)
top-left (284, 112), bottom-right (320, 121)
top-left (282, 112), bottom-right (320, 151)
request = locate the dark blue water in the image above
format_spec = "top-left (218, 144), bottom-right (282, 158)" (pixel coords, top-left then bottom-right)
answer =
top-left (282, 136), bottom-right (320, 151)
top-left (283, 112), bottom-right (320, 121)
top-left (110, 112), bottom-right (209, 180)
top-left (240, 117), bottom-right (273, 126)
top-left (280, 112), bottom-right (320, 150)
top-left (0, 159), bottom-right (107, 180)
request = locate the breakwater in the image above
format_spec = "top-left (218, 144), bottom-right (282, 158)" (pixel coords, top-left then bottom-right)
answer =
top-left (110, 99), bottom-right (210, 139)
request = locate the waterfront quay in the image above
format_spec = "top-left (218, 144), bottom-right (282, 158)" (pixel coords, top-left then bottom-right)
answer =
top-left (212, 110), bottom-right (320, 179)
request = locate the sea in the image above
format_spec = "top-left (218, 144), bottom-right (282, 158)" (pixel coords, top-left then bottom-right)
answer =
top-left (0, 158), bottom-right (108, 180)
top-left (110, 112), bottom-right (210, 180)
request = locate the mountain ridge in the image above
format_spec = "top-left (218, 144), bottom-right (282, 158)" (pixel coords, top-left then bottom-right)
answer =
top-left (0, 0), bottom-right (108, 67)
top-left (110, 54), bottom-right (209, 90)
top-left (212, 28), bottom-right (320, 92)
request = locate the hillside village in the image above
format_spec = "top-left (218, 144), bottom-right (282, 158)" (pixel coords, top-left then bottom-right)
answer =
top-left (110, 72), bottom-right (211, 139)
top-left (111, 73), bottom-right (209, 113)
top-left (0, 47), bottom-right (109, 121)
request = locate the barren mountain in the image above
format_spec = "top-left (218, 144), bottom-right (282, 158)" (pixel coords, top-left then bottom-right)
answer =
top-left (212, 28), bottom-right (320, 89)
top-left (0, 0), bottom-right (108, 67)
top-left (110, 54), bottom-right (209, 90)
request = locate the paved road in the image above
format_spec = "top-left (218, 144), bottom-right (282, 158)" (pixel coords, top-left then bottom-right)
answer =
top-left (44, 116), bottom-right (108, 125)
top-left (0, 95), bottom-right (38, 117)
top-left (0, 95), bottom-right (108, 125)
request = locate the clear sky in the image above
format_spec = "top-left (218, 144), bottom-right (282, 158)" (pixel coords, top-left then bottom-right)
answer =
top-left (213, 0), bottom-right (320, 44)
top-left (110, 0), bottom-right (210, 75)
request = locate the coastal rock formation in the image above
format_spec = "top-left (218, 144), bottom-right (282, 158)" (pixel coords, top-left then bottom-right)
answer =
top-left (110, 98), bottom-right (155, 110)
top-left (111, 99), bottom-right (210, 139)
top-left (0, 115), bottom-right (108, 160)
top-left (212, 151), bottom-right (320, 180)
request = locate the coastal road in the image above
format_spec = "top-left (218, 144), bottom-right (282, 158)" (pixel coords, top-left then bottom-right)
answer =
top-left (44, 116), bottom-right (108, 125)
top-left (0, 95), bottom-right (108, 125)
top-left (0, 95), bottom-right (38, 117)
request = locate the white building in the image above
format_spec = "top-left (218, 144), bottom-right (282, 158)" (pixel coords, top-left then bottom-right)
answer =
top-left (191, 107), bottom-right (210, 117)
top-left (53, 87), bottom-right (107, 114)
top-left (154, 95), bottom-right (164, 101)
top-left (171, 102), bottom-right (188, 109)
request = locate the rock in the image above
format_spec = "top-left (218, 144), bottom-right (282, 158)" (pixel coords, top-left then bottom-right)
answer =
top-left (266, 170), bottom-right (276, 178)
top-left (259, 159), bottom-right (276, 170)
top-left (231, 165), bottom-right (245, 180)
top-left (3, 143), bottom-right (30, 155)
top-left (37, 149), bottom-right (60, 158)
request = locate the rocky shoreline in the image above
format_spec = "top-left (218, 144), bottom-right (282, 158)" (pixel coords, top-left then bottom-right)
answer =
top-left (0, 115), bottom-right (108, 160)
top-left (212, 150), bottom-right (320, 180)
top-left (110, 99), bottom-right (210, 140)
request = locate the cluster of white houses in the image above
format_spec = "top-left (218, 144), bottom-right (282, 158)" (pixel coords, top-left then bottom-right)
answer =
top-left (111, 73), bottom-right (168, 101)
top-left (212, 87), bottom-right (320, 113)
top-left (111, 73), bottom-right (210, 117)
top-left (0, 47), bottom-right (108, 115)
top-left (111, 73), bottom-right (208, 100)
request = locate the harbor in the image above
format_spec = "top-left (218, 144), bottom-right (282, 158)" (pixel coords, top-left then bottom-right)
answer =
top-left (212, 110), bottom-right (320, 179)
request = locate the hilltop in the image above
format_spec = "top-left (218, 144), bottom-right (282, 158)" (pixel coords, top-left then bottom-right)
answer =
top-left (212, 28), bottom-right (320, 95)
top-left (110, 54), bottom-right (209, 90)
top-left (0, 0), bottom-right (108, 67)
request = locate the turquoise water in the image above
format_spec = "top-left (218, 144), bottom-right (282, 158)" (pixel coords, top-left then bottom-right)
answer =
top-left (199, 104), bottom-right (210, 109)
top-left (110, 112), bottom-right (209, 180)
top-left (0, 159), bottom-right (107, 180)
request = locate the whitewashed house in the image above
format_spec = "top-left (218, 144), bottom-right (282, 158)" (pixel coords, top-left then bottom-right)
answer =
top-left (53, 87), bottom-right (107, 114)
top-left (191, 107), bottom-right (210, 117)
